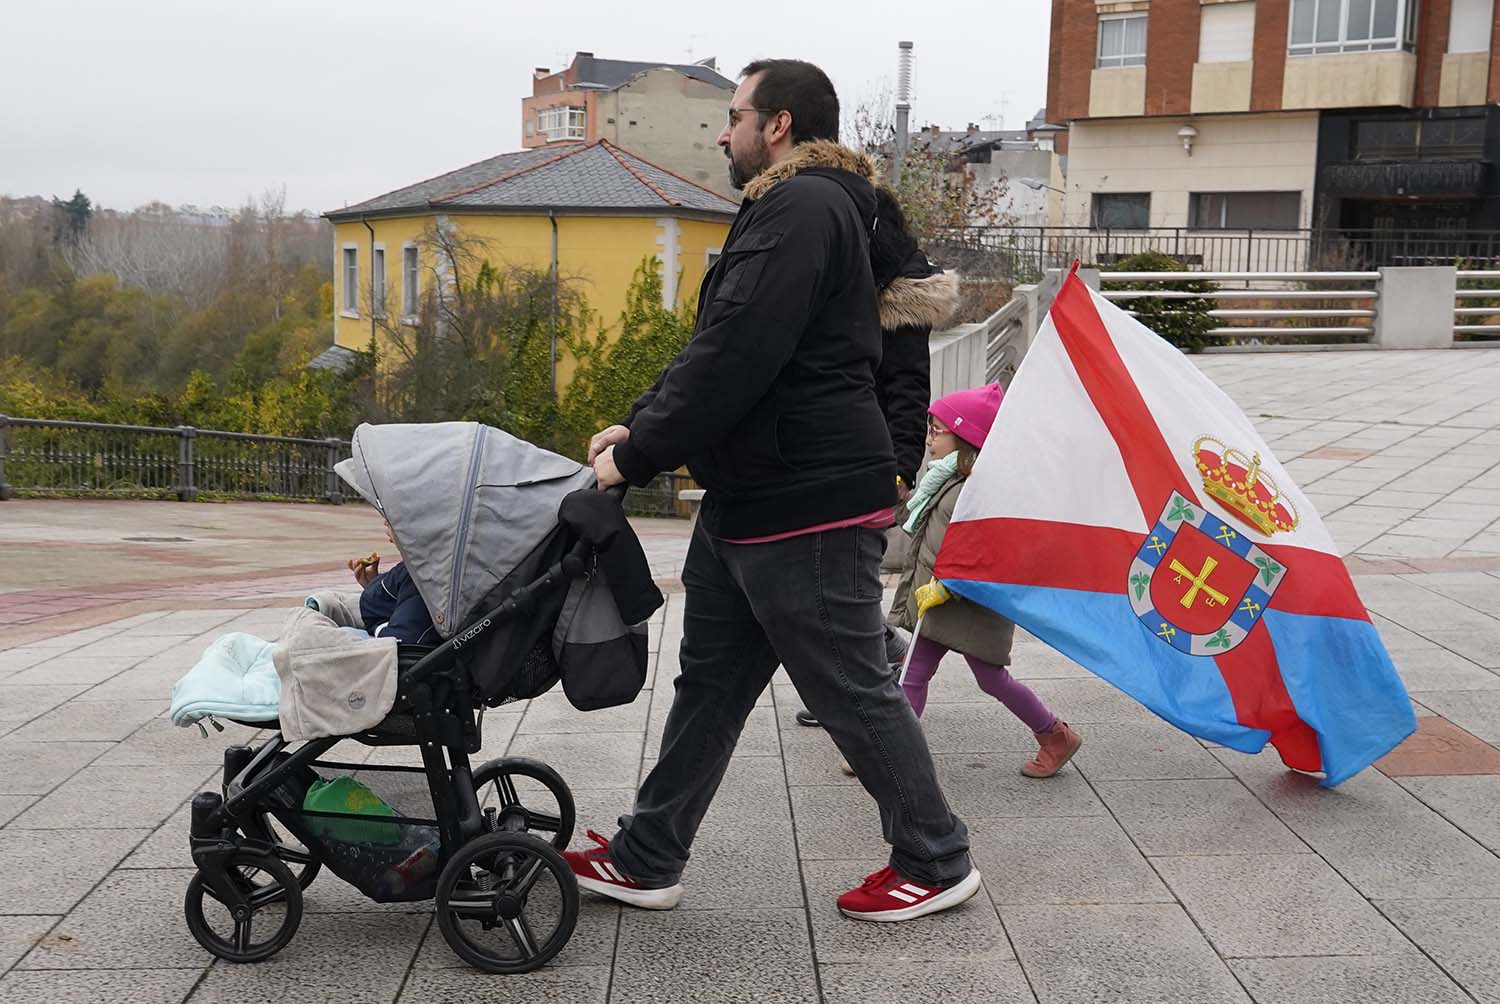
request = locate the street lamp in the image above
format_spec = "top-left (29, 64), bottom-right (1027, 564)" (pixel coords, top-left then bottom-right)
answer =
top-left (1016, 177), bottom-right (1066, 274)
top-left (1018, 176), bottom-right (1065, 195)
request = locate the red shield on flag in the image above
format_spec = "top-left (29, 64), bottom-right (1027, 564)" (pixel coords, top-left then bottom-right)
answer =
top-left (1148, 521), bottom-right (1258, 636)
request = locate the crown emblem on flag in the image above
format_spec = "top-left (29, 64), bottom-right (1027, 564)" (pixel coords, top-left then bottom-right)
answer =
top-left (1192, 436), bottom-right (1299, 536)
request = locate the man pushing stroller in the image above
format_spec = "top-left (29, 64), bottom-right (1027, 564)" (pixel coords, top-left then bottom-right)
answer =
top-left (582, 58), bottom-right (980, 922)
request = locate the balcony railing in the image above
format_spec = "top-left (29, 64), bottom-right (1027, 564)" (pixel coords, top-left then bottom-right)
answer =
top-left (1320, 160), bottom-right (1488, 198)
top-left (932, 226), bottom-right (1500, 281)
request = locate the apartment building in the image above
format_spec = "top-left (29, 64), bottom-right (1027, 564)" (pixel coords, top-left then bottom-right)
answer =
top-left (522, 52), bottom-right (737, 198)
top-left (1046, 0), bottom-right (1500, 250)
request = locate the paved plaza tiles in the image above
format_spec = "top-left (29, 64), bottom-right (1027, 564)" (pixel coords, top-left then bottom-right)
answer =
top-left (1, 348), bottom-right (1499, 1003)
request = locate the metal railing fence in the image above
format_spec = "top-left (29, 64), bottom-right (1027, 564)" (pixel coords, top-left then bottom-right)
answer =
top-left (1099, 271), bottom-right (1380, 348)
top-left (0, 416), bottom-right (700, 516)
top-left (0, 417), bottom-right (348, 502)
top-left (933, 226), bottom-right (1500, 282)
top-left (1454, 270), bottom-right (1500, 341)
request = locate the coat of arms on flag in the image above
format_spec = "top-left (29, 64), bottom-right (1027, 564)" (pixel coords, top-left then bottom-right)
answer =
top-left (933, 266), bottom-right (1415, 786)
top-left (1129, 490), bottom-right (1286, 657)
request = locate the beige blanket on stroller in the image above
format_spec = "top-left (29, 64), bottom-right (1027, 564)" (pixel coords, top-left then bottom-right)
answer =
top-left (274, 600), bottom-right (399, 742)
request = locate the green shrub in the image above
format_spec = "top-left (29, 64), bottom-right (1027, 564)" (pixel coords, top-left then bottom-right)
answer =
top-left (1108, 250), bottom-right (1217, 353)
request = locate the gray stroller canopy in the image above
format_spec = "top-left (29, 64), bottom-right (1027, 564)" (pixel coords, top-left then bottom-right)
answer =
top-left (334, 422), bottom-right (596, 638)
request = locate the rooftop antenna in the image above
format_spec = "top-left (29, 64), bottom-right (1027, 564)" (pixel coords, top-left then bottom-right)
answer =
top-left (893, 41), bottom-right (914, 185)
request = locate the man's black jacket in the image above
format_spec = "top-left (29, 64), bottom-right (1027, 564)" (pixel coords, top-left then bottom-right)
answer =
top-left (612, 141), bottom-right (898, 539)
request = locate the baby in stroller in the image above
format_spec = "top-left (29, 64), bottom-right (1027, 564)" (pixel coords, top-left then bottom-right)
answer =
top-left (346, 517), bottom-right (437, 645)
top-left (178, 421), bottom-right (661, 974)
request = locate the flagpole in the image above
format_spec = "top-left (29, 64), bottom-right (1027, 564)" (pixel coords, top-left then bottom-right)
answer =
top-left (897, 614), bottom-right (924, 687)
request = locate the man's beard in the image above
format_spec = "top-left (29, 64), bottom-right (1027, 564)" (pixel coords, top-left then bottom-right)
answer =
top-left (727, 134), bottom-right (771, 191)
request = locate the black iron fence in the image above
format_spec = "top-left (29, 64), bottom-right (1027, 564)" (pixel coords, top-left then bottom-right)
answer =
top-left (0, 416), bottom-right (699, 518)
top-left (0, 417), bottom-right (349, 502)
top-left (932, 226), bottom-right (1500, 282)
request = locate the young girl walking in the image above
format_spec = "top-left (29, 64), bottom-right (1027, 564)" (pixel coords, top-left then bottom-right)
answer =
top-left (891, 383), bottom-right (1083, 778)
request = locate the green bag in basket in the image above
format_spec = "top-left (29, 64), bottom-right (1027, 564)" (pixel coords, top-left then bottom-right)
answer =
top-left (302, 777), bottom-right (402, 846)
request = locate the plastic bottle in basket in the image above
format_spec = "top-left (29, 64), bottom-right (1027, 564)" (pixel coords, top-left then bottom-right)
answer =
top-left (374, 838), bottom-right (440, 898)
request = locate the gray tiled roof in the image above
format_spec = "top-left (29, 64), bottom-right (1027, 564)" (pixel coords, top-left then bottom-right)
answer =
top-left (573, 55), bottom-right (734, 91)
top-left (327, 142), bottom-right (737, 219)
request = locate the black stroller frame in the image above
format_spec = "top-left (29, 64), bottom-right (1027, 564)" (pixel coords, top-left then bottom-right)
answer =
top-left (185, 538), bottom-right (594, 974)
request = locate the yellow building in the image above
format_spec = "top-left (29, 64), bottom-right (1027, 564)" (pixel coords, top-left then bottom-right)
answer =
top-left (323, 140), bottom-right (736, 387)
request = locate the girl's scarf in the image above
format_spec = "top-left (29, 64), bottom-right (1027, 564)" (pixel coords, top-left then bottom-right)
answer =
top-left (902, 453), bottom-right (961, 535)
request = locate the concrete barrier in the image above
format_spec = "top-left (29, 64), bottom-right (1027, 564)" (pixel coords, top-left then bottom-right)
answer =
top-left (1376, 266), bottom-right (1457, 349)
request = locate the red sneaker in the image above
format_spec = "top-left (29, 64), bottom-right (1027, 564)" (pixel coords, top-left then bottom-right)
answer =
top-left (562, 830), bottom-right (683, 910)
top-left (837, 865), bottom-right (982, 922)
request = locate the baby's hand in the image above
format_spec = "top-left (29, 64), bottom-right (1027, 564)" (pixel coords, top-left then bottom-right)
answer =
top-left (348, 552), bottom-right (380, 587)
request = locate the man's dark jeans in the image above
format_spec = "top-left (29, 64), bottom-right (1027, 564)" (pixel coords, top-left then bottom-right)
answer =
top-left (609, 521), bottom-right (972, 887)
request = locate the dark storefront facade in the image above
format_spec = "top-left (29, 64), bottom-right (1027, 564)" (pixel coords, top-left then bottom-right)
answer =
top-left (1315, 106), bottom-right (1500, 262)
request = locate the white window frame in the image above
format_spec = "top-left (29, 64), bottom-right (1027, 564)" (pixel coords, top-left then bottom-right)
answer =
top-left (371, 244), bottom-right (386, 318)
top-left (1097, 13), bottom-right (1149, 68)
top-left (1288, 0), bottom-right (1418, 56)
top-left (1198, 1), bottom-right (1258, 63)
top-left (538, 105), bottom-right (587, 141)
top-left (341, 245), bottom-right (359, 317)
top-left (401, 243), bottom-right (420, 323)
top-left (1448, 0), bottom-right (1493, 52)
top-left (705, 247), bottom-right (722, 269)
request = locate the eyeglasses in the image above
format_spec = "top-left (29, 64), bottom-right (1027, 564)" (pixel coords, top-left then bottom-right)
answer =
top-left (727, 106), bottom-right (775, 128)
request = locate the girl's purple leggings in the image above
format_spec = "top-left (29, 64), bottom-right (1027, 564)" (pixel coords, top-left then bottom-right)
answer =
top-left (901, 635), bottom-right (1056, 733)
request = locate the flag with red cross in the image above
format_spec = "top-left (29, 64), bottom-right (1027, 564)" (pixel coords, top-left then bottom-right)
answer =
top-left (933, 269), bottom-right (1415, 785)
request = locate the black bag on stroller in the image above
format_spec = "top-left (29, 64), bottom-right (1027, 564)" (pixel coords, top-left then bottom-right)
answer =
top-left (179, 422), bottom-right (662, 974)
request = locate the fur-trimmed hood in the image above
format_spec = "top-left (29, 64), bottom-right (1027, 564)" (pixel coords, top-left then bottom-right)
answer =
top-left (742, 140), bottom-right (879, 201)
top-left (880, 271), bottom-right (959, 332)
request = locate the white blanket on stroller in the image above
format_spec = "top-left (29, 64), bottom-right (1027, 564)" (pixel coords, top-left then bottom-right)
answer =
top-left (169, 633), bottom-right (282, 727)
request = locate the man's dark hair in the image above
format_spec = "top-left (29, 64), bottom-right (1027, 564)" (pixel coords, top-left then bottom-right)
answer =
top-left (739, 59), bottom-right (839, 144)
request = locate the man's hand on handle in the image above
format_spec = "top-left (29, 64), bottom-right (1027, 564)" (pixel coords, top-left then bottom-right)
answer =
top-left (594, 444), bottom-right (626, 489)
top-left (589, 425), bottom-right (630, 464)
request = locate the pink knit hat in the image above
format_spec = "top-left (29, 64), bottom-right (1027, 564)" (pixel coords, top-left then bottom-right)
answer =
top-left (929, 383), bottom-right (1004, 450)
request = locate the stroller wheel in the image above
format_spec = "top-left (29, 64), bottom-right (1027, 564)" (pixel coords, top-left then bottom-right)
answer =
top-left (472, 757), bottom-right (575, 849)
top-left (185, 848), bottom-right (303, 963)
top-left (243, 811), bottom-right (322, 893)
top-left (436, 831), bottom-right (579, 975)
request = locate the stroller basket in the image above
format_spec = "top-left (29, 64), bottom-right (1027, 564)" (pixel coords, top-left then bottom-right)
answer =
top-left (298, 814), bottom-right (442, 903)
top-left (246, 749), bottom-right (445, 903)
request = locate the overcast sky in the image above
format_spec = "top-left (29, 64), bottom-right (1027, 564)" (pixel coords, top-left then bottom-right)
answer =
top-left (2, 0), bottom-right (1049, 215)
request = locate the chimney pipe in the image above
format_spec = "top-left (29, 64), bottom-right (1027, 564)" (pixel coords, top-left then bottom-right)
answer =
top-left (892, 41), bottom-right (914, 186)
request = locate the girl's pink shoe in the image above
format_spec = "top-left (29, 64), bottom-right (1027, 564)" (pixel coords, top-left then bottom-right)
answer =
top-left (1021, 721), bottom-right (1082, 778)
